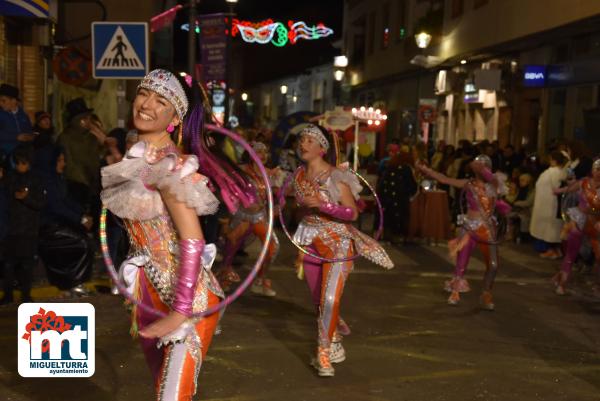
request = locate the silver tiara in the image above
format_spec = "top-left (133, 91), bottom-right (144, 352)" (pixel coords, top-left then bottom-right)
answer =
top-left (138, 69), bottom-right (189, 120)
top-left (474, 154), bottom-right (492, 169)
top-left (300, 124), bottom-right (329, 150)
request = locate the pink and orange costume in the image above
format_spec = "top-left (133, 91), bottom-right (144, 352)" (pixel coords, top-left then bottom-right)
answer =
top-left (220, 150), bottom-right (284, 295)
top-left (101, 69), bottom-right (223, 401)
top-left (102, 141), bottom-right (223, 400)
top-left (558, 175), bottom-right (600, 294)
top-left (292, 130), bottom-right (393, 376)
top-left (444, 157), bottom-right (509, 309)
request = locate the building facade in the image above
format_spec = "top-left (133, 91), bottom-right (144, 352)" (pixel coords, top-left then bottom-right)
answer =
top-left (342, 0), bottom-right (600, 154)
top-left (342, 0), bottom-right (443, 145)
top-left (242, 63), bottom-right (337, 129)
top-left (0, 3), bottom-right (54, 120)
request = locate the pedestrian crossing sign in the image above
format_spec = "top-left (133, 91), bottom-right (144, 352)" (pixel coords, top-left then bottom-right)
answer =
top-left (92, 22), bottom-right (149, 79)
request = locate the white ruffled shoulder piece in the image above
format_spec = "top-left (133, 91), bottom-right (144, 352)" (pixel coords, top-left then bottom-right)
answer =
top-left (101, 141), bottom-right (219, 220)
top-left (326, 164), bottom-right (363, 203)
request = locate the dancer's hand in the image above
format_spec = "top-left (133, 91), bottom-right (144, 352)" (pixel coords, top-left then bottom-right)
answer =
top-left (303, 195), bottom-right (322, 208)
top-left (415, 160), bottom-right (428, 173)
top-left (139, 311), bottom-right (187, 339)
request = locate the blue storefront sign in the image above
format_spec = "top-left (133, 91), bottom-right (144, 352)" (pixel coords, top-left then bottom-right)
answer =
top-left (523, 65), bottom-right (547, 87)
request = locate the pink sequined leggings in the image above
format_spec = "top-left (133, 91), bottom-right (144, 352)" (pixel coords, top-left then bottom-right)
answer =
top-left (302, 240), bottom-right (353, 348)
top-left (455, 229), bottom-right (499, 291)
top-left (561, 223), bottom-right (600, 276)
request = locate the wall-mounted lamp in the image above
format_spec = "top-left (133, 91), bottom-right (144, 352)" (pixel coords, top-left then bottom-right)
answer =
top-left (414, 32), bottom-right (432, 49)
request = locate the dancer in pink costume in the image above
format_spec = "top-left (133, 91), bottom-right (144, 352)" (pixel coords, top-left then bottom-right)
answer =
top-left (291, 124), bottom-right (393, 377)
top-left (101, 69), bottom-right (254, 401)
top-left (218, 141), bottom-right (284, 296)
top-left (554, 159), bottom-right (600, 295)
top-left (417, 155), bottom-right (510, 310)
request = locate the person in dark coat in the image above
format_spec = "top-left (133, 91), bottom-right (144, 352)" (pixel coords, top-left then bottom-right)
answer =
top-left (41, 147), bottom-right (91, 230)
top-left (1, 145), bottom-right (46, 304)
top-left (56, 98), bottom-right (107, 210)
top-left (32, 111), bottom-right (56, 177)
top-left (0, 159), bottom-right (8, 271)
top-left (380, 151), bottom-right (418, 242)
top-left (0, 84), bottom-right (34, 157)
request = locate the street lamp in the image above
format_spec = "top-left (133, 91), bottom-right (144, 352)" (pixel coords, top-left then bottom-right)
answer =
top-left (241, 92), bottom-right (248, 101)
top-left (224, 0), bottom-right (238, 127)
top-left (280, 85), bottom-right (288, 95)
top-left (334, 70), bottom-right (345, 81)
top-left (414, 32), bottom-right (432, 49)
top-left (334, 55), bottom-right (348, 68)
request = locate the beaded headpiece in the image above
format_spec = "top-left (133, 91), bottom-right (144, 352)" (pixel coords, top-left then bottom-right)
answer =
top-left (474, 154), bottom-right (492, 169)
top-left (300, 124), bottom-right (329, 151)
top-left (138, 69), bottom-right (189, 120)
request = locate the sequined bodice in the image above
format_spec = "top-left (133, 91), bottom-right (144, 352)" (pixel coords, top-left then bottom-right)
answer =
top-left (581, 178), bottom-right (600, 212)
top-left (294, 167), bottom-right (335, 204)
top-left (123, 215), bottom-right (178, 276)
top-left (466, 179), bottom-right (496, 216)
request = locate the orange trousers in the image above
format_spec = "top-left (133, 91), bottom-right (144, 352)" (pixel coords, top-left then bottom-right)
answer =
top-left (136, 271), bottom-right (219, 401)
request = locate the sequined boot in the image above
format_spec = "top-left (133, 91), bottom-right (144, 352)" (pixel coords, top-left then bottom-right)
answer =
top-left (480, 290), bottom-right (495, 311)
top-left (311, 346), bottom-right (335, 377)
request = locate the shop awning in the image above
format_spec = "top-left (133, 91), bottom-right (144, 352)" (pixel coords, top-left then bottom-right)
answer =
top-left (0, 0), bottom-right (49, 18)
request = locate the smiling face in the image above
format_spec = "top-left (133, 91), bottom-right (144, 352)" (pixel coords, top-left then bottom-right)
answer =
top-left (298, 134), bottom-right (325, 162)
top-left (132, 87), bottom-right (180, 134)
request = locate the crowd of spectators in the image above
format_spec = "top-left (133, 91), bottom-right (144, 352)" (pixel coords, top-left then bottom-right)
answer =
top-left (375, 135), bottom-right (595, 268)
top-left (0, 83), bottom-right (132, 303)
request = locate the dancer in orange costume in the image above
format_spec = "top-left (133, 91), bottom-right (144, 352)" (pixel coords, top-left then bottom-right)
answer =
top-left (554, 159), bottom-right (600, 295)
top-left (292, 124), bottom-right (393, 377)
top-left (417, 155), bottom-right (510, 310)
top-left (102, 69), bottom-right (236, 400)
top-left (218, 141), bottom-right (284, 296)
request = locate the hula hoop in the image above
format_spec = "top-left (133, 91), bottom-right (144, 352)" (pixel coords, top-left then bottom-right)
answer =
top-left (277, 165), bottom-right (384, 263)
top-left (99, 123), bottom-right (274, 319)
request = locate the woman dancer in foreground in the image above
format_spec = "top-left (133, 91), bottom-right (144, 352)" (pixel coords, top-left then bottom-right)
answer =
top-left (101, 69), bottom-right (246, 400)
top-left (417, 155), bottom-right (509, 310)
top-left (291, 124), bottom-right (393, 377)
top-left (554, 159), bottom-right (600, 295)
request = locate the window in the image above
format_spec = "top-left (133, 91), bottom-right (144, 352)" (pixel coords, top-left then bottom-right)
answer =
top-left (367, 11), bottom-right (375, 55)
top-left (451, 0), bottom-right (463, 19)
top-left (554, 43), bottom-right (570, 63)
top-left (350, 15), bottom-right (366, 65)
top-left (381, 2), bottom-right (390, 49)
top-left (473, 0), bottom-right (488, 9)
top-left (396, 0), bottom-right (407, 41)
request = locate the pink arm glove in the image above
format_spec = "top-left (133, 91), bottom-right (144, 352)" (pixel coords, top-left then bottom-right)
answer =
top-left (172, 239), bottom-right (205, 317)
top-left (319, 202), bottom-right (355, 221)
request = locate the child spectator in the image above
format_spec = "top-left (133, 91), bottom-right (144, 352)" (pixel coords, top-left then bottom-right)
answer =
top-left (0, 145), bottom-right (46, 304)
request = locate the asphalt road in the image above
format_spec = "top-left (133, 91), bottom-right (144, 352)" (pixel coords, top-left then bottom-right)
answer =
top-left (1, 234), bottom-right (600, 401)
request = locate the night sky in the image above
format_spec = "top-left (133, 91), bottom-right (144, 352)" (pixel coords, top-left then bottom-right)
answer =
top-left (172, 0), bottom-right (344, 86)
